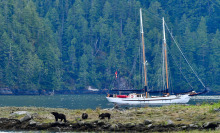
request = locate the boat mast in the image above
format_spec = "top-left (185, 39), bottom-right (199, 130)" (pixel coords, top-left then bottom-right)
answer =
top-left (140, 8), bottom-right (148, 92)
top-left (162, 17), bottom-right (169, 93)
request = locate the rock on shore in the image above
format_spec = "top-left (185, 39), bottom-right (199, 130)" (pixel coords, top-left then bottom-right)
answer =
top-left (0, 117), bottom-right (219, 132)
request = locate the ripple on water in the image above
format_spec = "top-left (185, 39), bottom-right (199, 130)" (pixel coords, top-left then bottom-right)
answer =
top-left (0, 95), bottom-right (219, 109)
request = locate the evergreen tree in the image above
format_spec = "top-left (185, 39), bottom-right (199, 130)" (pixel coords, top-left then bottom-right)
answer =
top-left (0, 0), bottom-right (219, 93)
top-left (209, 29), bottom-right (220, 89)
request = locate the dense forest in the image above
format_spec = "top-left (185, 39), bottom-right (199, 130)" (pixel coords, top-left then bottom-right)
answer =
top-left (0, 0), bottom-right (219, 93)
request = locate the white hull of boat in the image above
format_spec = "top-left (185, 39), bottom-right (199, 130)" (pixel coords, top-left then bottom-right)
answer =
top-left (106, 94), bottom-right (190, 105)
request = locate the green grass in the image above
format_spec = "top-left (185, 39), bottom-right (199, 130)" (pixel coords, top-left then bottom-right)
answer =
top-left (0, 101), bottom-right (219, 125)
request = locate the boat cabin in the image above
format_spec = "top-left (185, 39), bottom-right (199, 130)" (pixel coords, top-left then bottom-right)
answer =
top-left (107, 93), bottom-right (145, 98)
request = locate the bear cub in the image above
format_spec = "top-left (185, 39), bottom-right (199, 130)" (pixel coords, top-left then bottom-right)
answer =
top-left (82, 113), bottom-right (88, 119)
top-left (51, 112), bottom-right (67, 122)
top-left (99, 113), bottom-right (111, 120)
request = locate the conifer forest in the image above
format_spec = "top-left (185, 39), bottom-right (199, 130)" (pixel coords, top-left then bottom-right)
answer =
top-left (0, 0), bottom-right (219, 93)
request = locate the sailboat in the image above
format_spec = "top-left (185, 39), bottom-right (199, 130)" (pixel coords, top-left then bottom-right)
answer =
top-left (106, 9), bottom-right (192, 105)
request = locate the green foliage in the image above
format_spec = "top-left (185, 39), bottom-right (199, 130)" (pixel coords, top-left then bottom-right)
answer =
top-left (0, 0), bottom-right (219, 93)
top-left (210, 101), bottom-right (220, 113)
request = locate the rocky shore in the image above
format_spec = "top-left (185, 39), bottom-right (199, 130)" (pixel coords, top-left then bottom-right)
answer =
top-left (0, 117), bottom-right (219, 132)
top-left (1, 87), bottom-right (219, 95)
top-left (0, 88), bottom-right (107, 95)
top-left (0, 103), bottom-right (219, 132)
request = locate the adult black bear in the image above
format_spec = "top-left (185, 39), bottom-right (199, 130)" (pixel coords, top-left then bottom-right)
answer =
top-left (99, 113), bottom-right (111, 120)
top-left (82, 113), bottom-right (88, 119)
top-left (51, 112), bottom-right (67, 122)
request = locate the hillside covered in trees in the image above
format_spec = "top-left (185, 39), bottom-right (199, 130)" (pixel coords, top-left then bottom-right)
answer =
top-left (0, 0), bottom-right (219, 93)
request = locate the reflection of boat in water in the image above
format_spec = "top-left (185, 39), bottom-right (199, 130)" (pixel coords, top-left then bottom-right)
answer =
top-left (106, 9), bottom-right (207, 105)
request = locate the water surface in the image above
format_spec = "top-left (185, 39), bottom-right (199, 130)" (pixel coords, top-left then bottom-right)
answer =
top-left (0, 94), bottom-right (219, 109)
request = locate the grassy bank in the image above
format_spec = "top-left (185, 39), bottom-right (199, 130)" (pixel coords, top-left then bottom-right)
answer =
top-left (0, 102), bottom-right (219, 126)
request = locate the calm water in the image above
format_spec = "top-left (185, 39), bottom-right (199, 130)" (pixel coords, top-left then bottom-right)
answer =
top-left (0, 94), bottom-right (219, 109)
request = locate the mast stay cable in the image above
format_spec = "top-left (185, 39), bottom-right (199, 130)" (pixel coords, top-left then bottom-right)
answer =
top-left (167, 45), bottom-right (194, 89)
top-left (164, 21), bottom-right (206, 88)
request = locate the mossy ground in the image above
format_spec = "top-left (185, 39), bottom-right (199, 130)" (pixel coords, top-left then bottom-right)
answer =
top-left (0, 102), bottom-right (219, 126)
top-left (169, 130), bottom-right (220, 133)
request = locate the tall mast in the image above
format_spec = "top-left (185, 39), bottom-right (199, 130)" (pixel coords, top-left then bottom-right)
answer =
top-left (140, 8), bottom-right (148, 91)
top-left (162, 17), bottom-right (169, 91)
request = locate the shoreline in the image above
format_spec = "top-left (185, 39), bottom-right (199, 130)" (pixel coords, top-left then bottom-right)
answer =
top-left (0, 102), bottom-right (219, 132)
top-left (1, 88), bottom-right (220, 96)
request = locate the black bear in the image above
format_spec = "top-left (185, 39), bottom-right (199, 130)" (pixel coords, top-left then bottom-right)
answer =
top-left (82, 113), bottom-right (88, 119)
top-left (99, 113), bottom-right (111, 120)
top-left (51, 112), bottom-right (67, 122)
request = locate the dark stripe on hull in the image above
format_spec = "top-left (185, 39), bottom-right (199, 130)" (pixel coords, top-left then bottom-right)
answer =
top-left (122, 98), bottom-right (180, 101)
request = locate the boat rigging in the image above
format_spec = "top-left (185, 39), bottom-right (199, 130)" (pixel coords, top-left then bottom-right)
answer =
top-left (106, 8), bottom-right (193, 105)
